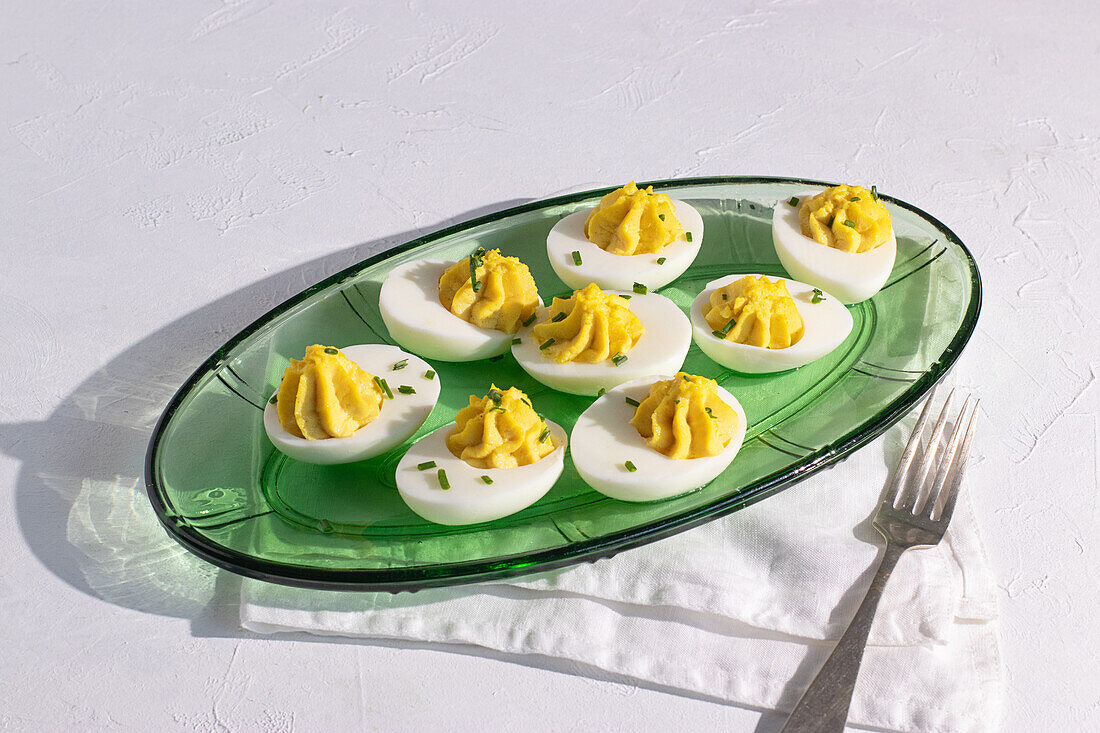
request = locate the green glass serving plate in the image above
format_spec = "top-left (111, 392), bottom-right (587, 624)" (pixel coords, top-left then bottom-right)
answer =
top-left (144, 177), bottom-right (981, 591)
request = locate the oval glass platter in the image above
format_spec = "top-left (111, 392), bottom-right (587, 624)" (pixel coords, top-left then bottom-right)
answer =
top-left (145, 177), bottom-right (981, 591)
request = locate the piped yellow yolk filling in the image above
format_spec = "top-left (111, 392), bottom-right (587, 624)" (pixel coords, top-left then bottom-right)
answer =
top-left (276, 344), bottom-right (383, 440)
top-left (439, 248), bottom-right (540, 334)
top-left (584, 181), bottom-right (684, 255)
top-left (704, 275), bottom-right (805, 349)
top-left (630, 373), bottom-right (738, 459)
top-left (446, 385), bottom-right (556, 469)
top-left (531, 283), bottom-right (644, 364)
top-left (799, 184), bottom-right (891, 253)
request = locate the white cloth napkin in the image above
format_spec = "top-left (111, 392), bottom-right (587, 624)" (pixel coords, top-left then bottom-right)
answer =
top-left (241, 419), bottom-right (1003, 732)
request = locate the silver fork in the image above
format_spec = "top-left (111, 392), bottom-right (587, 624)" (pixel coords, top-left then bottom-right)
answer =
top-left (780, 388), bottom-right (980, 733)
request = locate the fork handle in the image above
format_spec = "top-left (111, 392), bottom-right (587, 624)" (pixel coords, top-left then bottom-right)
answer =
top-left (780, 542), bottom-right (906, 732)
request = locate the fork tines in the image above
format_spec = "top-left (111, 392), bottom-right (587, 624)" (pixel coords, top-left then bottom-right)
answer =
top-left (886, 387), bottom-right (980, 523)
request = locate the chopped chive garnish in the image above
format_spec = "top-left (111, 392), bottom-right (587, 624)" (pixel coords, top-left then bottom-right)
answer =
top-left (480, 475), bottom-right (493, 485)
top-left (468, 247), bottom-right (486, 293)
top-left (597, 387), bottom-right (606, 397)
top-left (538, 427), bottom-right (550, 442)
top-left (324, 347), bottom-right (338, 355)
top-left (489, 406), bottom-right (506, 413)
top-left (391, 359), bottom-right (408, 370)
top-left (682, 374), bottom-right (690, 381)
top-left (417, 461), bottom-right (436, 471)
top-left (850, 196), bottom-right (861, 202)
top-left (712, 317), bottom-right (737, 340)
top-left (374, 376), bottom-right (393, 399)
top-left (811, 288), bottom-right (825, 304)
top-left (522, 312), bottom-right (537, 327)
top-left (269, 395), bottom-right (277, 405)
top-left (632, 282), bottom-right (647, 295)
top-left (788, 196), bottom-right (799, 207)
top-left (571, 250), bottom-right (582, 266)
top-left (658, 213), bottom-right (665, 221)
top-left (539, 338), bottom-right (555, 350)
top-left (611, 352), bottom-right (628, 366)
top-left (871, 185), bottom-right (879, 201)
top-left (705, 407), bottom-right (717, 419)
top-left (625, 396), bottom-right (640, 407)
top-left (657, 257), bottom-right (666, 265)
top-left (722, 293), bottom-right (728, 300)
top-left (397, 385), bottom-right (415, 395)
top-left (551, 311), bottom-right (567, 323)
top-left (488, 388), bottom-right (502, 406)
top-left (843, 219), bottom-right (855, 228)
top-left (511, 337), bottom-right (522, 345)
top-left (437, 468), bottom-right (450, 490)
top-left (425, 370), bottom-right (435, 380)
top-left (620, 294), bottom-right (631, 299)
top-left (685, 231), bottom-right (693, 242)
top-left (624, 460), bottom-right (637, 473)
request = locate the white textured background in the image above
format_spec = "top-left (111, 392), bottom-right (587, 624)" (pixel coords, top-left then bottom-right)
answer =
top-left (2, 1), bottom-right (1097, 730)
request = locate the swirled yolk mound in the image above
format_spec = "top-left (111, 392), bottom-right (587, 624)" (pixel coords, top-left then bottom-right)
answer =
top-left (799, 185), bottom-right (891, 253)
top-left (531, 283), bottom-right (645, 364)
top-left (704, 275), bottom-right (805, 348)
top-left (446, 385), bottom-right (557, 469)
top-left (276, 345), bottom-right (383, 440)
top-left (439, 248), bottom-right (539, 334)
top-left (630, 373), bottom-right (738, 459)
top-left (584, 181), bottom-right (684, 255)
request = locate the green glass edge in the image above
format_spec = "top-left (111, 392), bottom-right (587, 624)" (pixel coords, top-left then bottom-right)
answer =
top-left (143, 175), bottom-right (982, 592)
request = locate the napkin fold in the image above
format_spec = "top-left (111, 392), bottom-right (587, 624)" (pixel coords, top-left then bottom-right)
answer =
top-left (241, 420), bottom-right (1003, 732)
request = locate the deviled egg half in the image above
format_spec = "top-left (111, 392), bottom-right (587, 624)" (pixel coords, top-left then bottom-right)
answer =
top-left (379, 248), bottom-right (542, 362)
top-left (571, 373), bottom-right (746, 502)
top-left (512, 283), bottom-right (691, 396)
top-left (547, 182), bottom-right (703, 292)
top-left (690, 274), bottom-right (853, 374)
top-left (264, 343), bottom-right (440, 465)
top-left (396, 385), bottom-right (566, 525)
top-left (772, 185), bottom-right (896, 304)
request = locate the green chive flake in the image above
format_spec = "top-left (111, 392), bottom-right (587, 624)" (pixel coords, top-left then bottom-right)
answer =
top-left (511, 337), bottom-right (522, 345)
top-left (658, 213), bottom-right (665, 221)
top-left (417, 461), bottom-right (437, 471)
top-left (850, 196), bottom-right (861, 202)
top-left (374, 376), bottom-right (393, 399)
top-left (538, 427), bottom-right (550, 443)
top-left (391, 359), bottom-right (408, 371)
top-left (522, 312), bottom-right (537, 327)
top-left (843, 219), bottom-right (855, 228)
top-left (611, 352), bottom-right (627, 366)
top-left (397, 385), bottom-right (415, 395)
top-left (624, 460), bottom-right (637, 473)
top-left (269, 394), bottom-right (277, 405)
top-left (705, 407), bottom-right (717, 420)
top-left (712, 317), bottom-right (737, 340)
top-left (551, 311), bottom-right (567, 323)
top-left (480, 475), bottom-right (493, 485)
top-left (871, 185), bottom-right (879, 201)
top-left (539, 338), bottom-right (556, 351)
top-left (425, 370), bottom-right (435, 380)
top-left (811, 288), bottom-right (826, 304)
top-left (437, 468), bottom-right (450, 490)
top-left (488, 388), bottom-right (503, 406)
top-left (788, 196), bottom-right (799, 207)
top-left (324, 347), bottom-right (338, 355)
top-left (685, 231), bottom-right (693, 242)
top-left (657, 257), bottom-right (666, 265)
top-left (571, 250), bottom-right (582, 266)
top-left (632, 282), bottom-right (647, 295)
top-left (625, 396), bottom-right (640, 407)
top-left (597, 387), bottom-right (606, 397)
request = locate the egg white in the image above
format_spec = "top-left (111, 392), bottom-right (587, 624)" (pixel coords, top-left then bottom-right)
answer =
top-left (396, 420), bottom-right (567, 525)
top-left (511, 291), bottom-right (691, 396)
top-left (263, 344), bottom-right (441, 465)
top-left (571, 376), bottom-right (747, 502)
top-left (547, 199), bottom-right (703, 292)
top-left (379, 258), bottom-right (543, 362)
top-left (689, 274), bottom-right (853, 374)
top-left (771, 192), bottom-right (896, 304)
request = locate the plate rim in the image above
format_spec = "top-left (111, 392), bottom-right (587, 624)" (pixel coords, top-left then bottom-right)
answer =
top-left (144, 175), bottom-right (982, 592)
